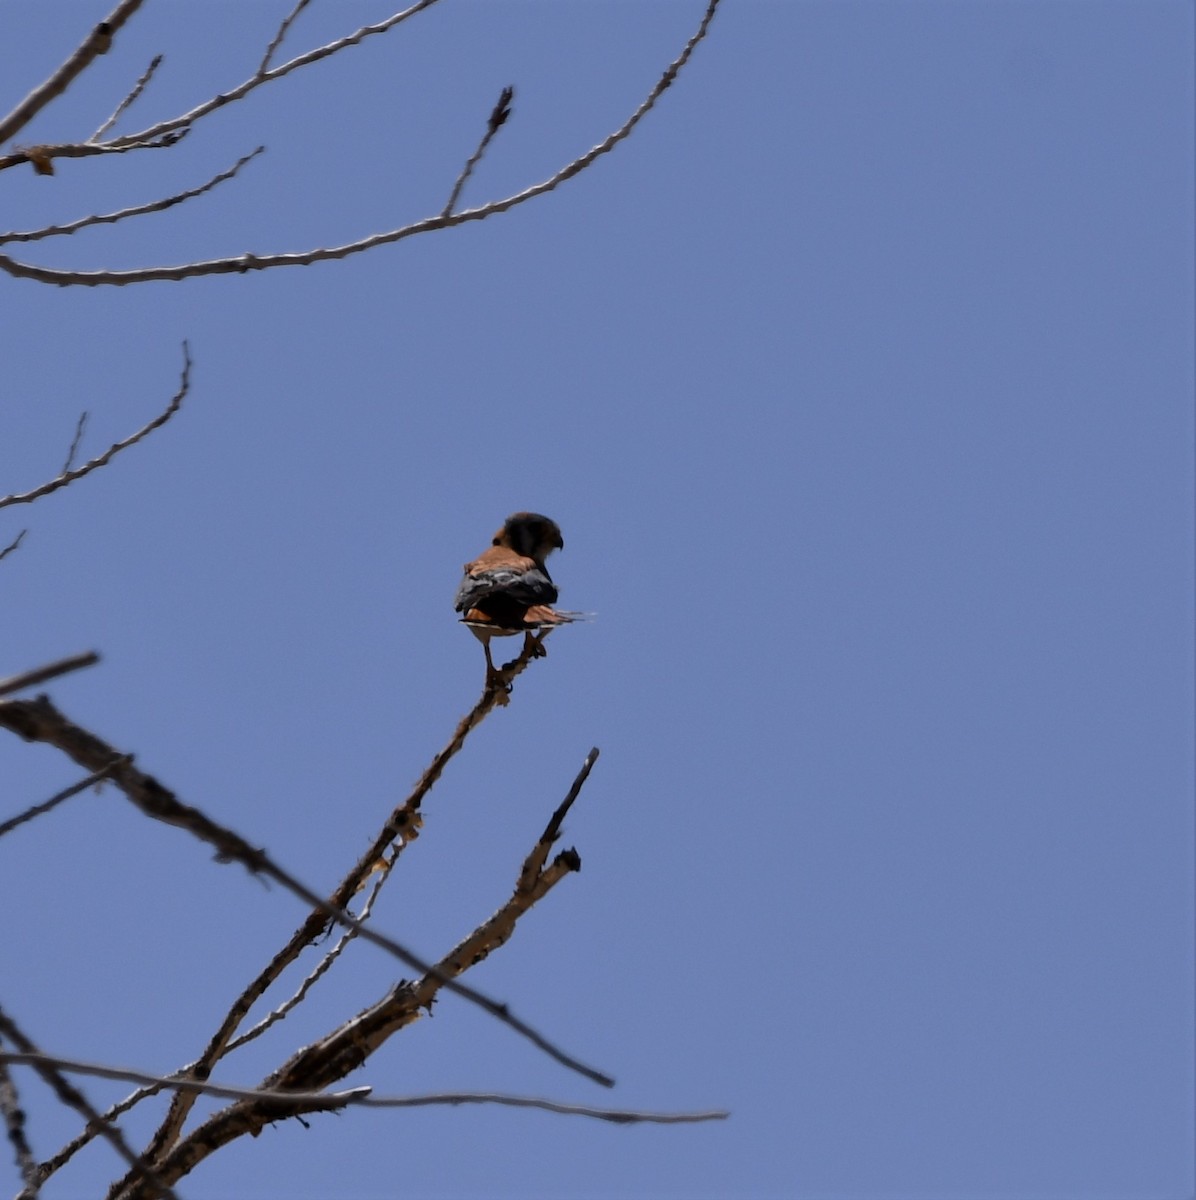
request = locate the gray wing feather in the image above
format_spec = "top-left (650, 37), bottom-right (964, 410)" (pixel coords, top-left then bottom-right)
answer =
top-left (454, 565), bottom-right (558, 612)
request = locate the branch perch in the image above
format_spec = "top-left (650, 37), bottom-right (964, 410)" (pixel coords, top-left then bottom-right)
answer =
top-left (0, 692), bottom-right (610, 1090)
top-left (141, 630), bottom-right (566, 1155)
top-left (115, 748), bottom-right (605, 1196)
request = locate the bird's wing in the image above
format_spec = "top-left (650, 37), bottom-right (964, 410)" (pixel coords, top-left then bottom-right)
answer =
top-left (454, 547), bottom-right (558, 612)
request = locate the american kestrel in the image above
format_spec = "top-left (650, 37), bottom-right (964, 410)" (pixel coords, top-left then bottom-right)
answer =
top-left (455, 512), bottom-right (582, 687)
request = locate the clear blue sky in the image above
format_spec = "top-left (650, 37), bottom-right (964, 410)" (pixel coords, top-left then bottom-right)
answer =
top-left (1, 3), bottom-right (1192, 1198)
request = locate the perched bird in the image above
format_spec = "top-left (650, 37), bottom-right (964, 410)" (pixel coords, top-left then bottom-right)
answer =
top-left (455, 512), bottom-right (583, 686)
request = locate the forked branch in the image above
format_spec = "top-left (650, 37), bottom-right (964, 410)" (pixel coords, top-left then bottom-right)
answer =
top-left (0, 0), bottom-right (146, 148)
top-left (142, 629), bottom-right (576, 1157)
top-left (0, 689), bottom-right (610, 1091)
top-left (0, 0), bottom-right (721, 286)
top-left (89, 52), bottom-right (162, 142)
top-left (0, 1005), bottom-right (177, 1200)
top-left (109, 749), bottom-right (607, 1197)
top-left (443, 85), bottom-right (515, 217)
top-left (0, 345), bottom-right (190, 510)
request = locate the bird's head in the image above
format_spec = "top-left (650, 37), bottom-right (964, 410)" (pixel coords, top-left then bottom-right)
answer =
top-left (495, 512), bottom-right (564, 562)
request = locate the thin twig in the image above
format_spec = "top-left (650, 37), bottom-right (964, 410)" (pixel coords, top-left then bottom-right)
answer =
top-left (0, 1053), bottom-right (366, 1117)
top-left (0, 1052), bottom-right (727, 1126)
top-left (104, 0), bottom-right (443, 153)
top-left (31, 1069), bottom-right (182, 1188)
top-left (0, 1060), bottom-right (38, 1196)
top-left (0, 149), bottom-right (264, 246)
top-left (0, 345), bottom-right (190, 509)
top-left (61, 413), bottom-right (88, 474)
top-left (0, 755), bottom-right (128, 840)
top-left (0, 129), bottom-right (186, 175)
top-left (0, 651), bottom-right (99, 698)
top-left (353, 1092), bottom-right (726, 1123)
top-left (0, 0), bottom-right (434, 175)
top-left (259, 0), bottom-right (313, 75)
top-left (0, 0), bottom-right (436, 175)
top-left (0, 0), bottom-right (147, 148)
top-left (519, 747), bottom-right (599, 889)
top-left (226, 869), bottom-right (388, 1054)
top-left (0, 0), bottom-right (721, 287)
top-left (0, 530), bottom-right (26, 562)
top-left (443, 86), bottom-right (514, 217)
top-left (90, 54), bottom-right (162, 142)
top-left (0, 1007), bottom-right (177, 1200)
top-left (0, 693), bottom-right (613, 1091)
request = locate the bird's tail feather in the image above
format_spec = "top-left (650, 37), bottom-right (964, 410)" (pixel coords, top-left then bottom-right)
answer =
top-left (525, 606), bottom-right (593, 626)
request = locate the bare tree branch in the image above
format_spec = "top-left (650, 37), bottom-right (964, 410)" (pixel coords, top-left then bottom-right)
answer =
top-left (352, 1093), bottom-right (726, 1124)
top-left (0, 651), bottom-right (100, 698)
top-left (0, 1053), bottom-right (366, 1118)
top-left (0, 150), bottom-right (264, 246)
top-left (0, 0), bottom-right (436, 177)
top-left (60, 412), bottom-right (88, 474)
top-left (0, 0), bottom-right (721, 287)
top-left (266, 746), bottom-right (601, 1099)
top-left (443, 85), bottom-right (514, 218)
top-left (0, 1007), bottom-right (176, 1200)
top-left (113, 747), bottom-right (604, 1197)
top-left (102, 0), bottom-right (443, 154)
top-left (89, 53), bottom-right (162, 142)
top-left (0, 0), bottom-right (147, 148)
top-left (259, 0), bottom-right (314, 76)
top-left (0, 1052), bottom-right (728, 1128)
top-left (226, 869), bottom-right (388, 1055)
top-left (0, 346), bottom-right (190, 509)
top-left (0, 691), bottom-right (612, 1092)
top-left (0, 755), bottom-right (127, 840)
top-left (520, 746), bottom-right (598, 887)
top-left (148, 628), bottom-right (560, 1152)
top-left (28, 1070), bottom-right (180, 1189)
top-left (0, 530), bottom-right (26, 562)
top-left (0, 129), bottom-right (186, 175)
top-left (0, 1060), bottom-right (38, 1197)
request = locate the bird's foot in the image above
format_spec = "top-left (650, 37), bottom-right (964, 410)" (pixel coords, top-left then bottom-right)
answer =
top-left (524, 632), bottom-right (548, 659)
